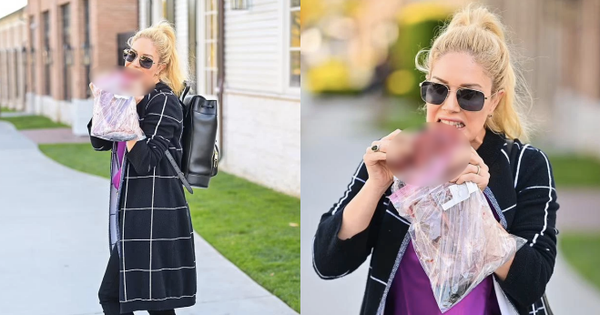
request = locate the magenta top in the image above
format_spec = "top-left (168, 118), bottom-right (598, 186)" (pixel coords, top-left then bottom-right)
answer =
top-left (385, 197), bottom-right (502, 315)
top-left (112, 141), bottom-right (126, 189)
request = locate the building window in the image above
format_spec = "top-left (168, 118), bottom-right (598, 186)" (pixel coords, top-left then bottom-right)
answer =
top-left (203, 0), bottom-right (218, 96)
top-left (83, 0), bottom-right (91, 97)
top-left (62, 4), bottom-right (72, 101)
top-left (188, 0), bottom-right (197, 93)
top-left (14, 50), bottom-right (19, 98)
top-left (163, 0), bottom-right (176, 27)
top-left (29, 15), bottom-right (36, 94)
top-left (43, 11), bottom-right (51, 96)
top-left (289, 0), bottom-right (301, 88)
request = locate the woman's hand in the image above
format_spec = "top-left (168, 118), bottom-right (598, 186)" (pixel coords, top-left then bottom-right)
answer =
top-left (363, 129), bottom-right (404, 193)
top-left (450, 147), bottom-right (489, 191)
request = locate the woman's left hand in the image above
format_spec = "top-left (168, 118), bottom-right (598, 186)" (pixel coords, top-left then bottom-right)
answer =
top-left (450, 147), bottom-right (490, 191)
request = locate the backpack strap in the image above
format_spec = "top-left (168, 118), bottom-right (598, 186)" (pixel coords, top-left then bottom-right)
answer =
top-left (165, 149), bottom-right (194, 194)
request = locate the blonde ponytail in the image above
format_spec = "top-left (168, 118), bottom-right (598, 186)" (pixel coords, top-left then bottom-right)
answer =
top-left (416, 4), bottom-right (533, 142)
top-left (127, 20), bottom-right (187, 96)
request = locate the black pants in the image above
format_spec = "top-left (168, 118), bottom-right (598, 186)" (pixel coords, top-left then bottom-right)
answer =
top-left (99, 245), bottom-right (176, 315)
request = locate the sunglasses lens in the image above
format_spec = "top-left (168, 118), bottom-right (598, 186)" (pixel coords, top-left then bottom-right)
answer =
top-left (139, 56), bottom-right (154, 69)
top-left (123, 50), bottom-right (136, 62)
top-left (456, 88), bottom-right (485, 111)
top-left (421, 82), bottom-right (448, 105)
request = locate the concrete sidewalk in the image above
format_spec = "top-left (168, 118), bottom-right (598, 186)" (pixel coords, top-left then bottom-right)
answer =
top-left (0, 121), bottom-right (297, 315)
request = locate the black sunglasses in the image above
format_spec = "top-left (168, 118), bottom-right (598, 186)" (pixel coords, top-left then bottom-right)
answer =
top-left (123, 48), bottom-right (157, 70)
top-left (419, 81), bottom-right (495, 112)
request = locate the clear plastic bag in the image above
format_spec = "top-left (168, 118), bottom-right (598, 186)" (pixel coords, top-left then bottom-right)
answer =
top-left (389, 181), bottom-right (526, 312)
top-left (89, 82), bottom-right (146, 142)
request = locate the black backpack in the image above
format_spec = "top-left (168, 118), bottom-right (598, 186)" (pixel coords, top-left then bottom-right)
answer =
top-left (164, 84), bottom-right (219, 193)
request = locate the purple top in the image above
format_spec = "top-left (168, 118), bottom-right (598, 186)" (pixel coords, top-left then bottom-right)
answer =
top-left (385, 197), bottom-right (502, 315)
top-left (112, 141), bottom-right (126, 189)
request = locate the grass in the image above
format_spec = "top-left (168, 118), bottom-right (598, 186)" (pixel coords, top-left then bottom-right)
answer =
top-left (187, 174), bottom-right (300, 311)
top-left (560, 233), bottom-right (600, 291)
top-left (0, 107), bottom-right (16, 113)
top-left (546, 155), bottom-right (600, 188)
top-left (39, 143), bottom-right (111, 177)
top-left (38, 142), bottom-right (300, 312)
top-left (0, 115), bottom-right (68, 130)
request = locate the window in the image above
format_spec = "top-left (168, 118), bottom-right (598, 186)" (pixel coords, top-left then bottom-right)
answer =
top-left (62, 4), bottom-right (72, 100)
top-left (29, 15), bottom-right (35, 93)
top-left (289, 0), bottom-right (301, 88)
top-left (83, 0), bottom-right (91, 97)
top-left (162, 0), bottom-right (176, 27)
top-left (188, 0), bottom-right (197, 93)
top-left (43, 11), bottom-right (51, 96)
top-left (202, 0), bottom-right (218, 96)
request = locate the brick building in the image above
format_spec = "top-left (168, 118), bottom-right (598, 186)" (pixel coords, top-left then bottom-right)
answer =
top-left (0, 7), bottom-right (27, 112)
top-left (25, 0), bottom-right (138, 134)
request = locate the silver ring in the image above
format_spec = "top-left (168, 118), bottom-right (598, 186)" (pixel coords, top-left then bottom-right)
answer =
top-left (476, 164), bottom-right (481, 175)
top-left (371, 144), bottom-right (380, 152)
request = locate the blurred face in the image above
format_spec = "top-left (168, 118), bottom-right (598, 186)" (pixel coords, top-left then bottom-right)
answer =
top-left (124, 38), bottom-right (165, 89)
top-left (425, 52), bottom-right (504, 148)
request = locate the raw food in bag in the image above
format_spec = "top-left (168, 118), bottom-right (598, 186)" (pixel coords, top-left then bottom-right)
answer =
top-left (89, 69), bottom-right (146, 142)
top-left (388, 179), bottom-right (526, 312)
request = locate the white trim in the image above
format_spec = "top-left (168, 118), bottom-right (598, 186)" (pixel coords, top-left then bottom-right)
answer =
top-left (493, 277), bottom-right (520, 315)
top-left (149, 167), bottom-right (157, 299)
top-left (123, 294), bottom-right (196, 303)
top-left (514, 144), bottom-right (531, 188)
top-left (122, 266), bottom-right (196, 273)
top-left (531, 151), bottom-right (553, 247)
top-left (331, 162), bottom-right (363, 215)
top-left (385, 209), bottom-right (410, 226)
top-left (502, 204), bottom-right (517, 212)
top-left (500, 148), bottom-right (510, 164)
top-left (311, 235), bottom-right (350, 279)
top-left (519, 186), bottom-right (556, 194)
top-left (370, 275), bottom-right (387, 286)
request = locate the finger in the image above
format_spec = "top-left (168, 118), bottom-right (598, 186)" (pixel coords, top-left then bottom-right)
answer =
top-left (364, 151), bottom-right (387, 163)
top-left (382, 129), bottom-right (402, 141)
top-left (455, 173), bottom-right (482, 185)
top-left (368, 140), bottom-right (390, 153)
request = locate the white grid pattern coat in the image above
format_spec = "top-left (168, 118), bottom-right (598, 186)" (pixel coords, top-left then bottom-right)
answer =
top-left (313, 129), bottom-right (559, 315)
top-left (89, 81), bottom-right (196, 313)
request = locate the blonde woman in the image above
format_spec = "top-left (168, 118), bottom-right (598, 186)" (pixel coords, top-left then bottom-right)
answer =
top-left (313, 5), bottom-right (558, 315)
top-left (88, 21), bottom-right (195, 315)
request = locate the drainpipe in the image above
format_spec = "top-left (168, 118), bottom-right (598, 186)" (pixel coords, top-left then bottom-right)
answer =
top-left (216, 0), bottom-right (225, 159)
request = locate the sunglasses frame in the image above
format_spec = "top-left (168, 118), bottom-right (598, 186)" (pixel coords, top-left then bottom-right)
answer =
top-left (419, 80), bottom-right (497, 112)
top-left (123, 48), bottom-right (159, 70)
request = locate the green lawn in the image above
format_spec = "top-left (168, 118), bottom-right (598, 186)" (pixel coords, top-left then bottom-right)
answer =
top-left (38, 143), bottom-right (300, 312)
top-left (0, 107), bottom-right (17, 113)
top-left (560, 233), bottom-right (600, 291)
top-left (547, 155), bottom-right (600, 187)
top-left (0, 115), bottom-right (68, 130)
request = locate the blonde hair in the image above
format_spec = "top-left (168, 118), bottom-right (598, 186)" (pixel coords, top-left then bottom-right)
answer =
top-left (416, 4), bottom-right (532, 142)
top-left (127, 21), bottom-right (187, 96)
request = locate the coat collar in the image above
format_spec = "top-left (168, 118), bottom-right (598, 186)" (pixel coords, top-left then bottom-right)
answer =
top-left (476, 128), bottom-right (507, 167)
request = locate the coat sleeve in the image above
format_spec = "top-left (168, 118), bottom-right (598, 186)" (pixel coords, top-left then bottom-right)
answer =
top-left (126, 93), bottom-right (183, 175)
top-left (312, 160), bottom-right (391, 279)
top-left (87, 118), bottom-right (113, 151)
top-left (497, 147), bottom-right (559, 306)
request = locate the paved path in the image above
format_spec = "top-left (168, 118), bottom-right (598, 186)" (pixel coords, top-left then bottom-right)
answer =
top-left (301, 94), bottom-right (600, 314)
top-left (21, 128), bottom-right (90, 145)
top-left (0, 121), bottom-right (297, 315)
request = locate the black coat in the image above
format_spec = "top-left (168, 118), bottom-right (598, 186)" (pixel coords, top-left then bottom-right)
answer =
top-left (313, 129), bottom-right (559, 315)
top-left (88, 81), bottom-right (196, 313)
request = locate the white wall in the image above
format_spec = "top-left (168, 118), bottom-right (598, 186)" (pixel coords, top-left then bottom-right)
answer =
top-left (223, 0), bottom-right (283, 94)
top-left (175, 0), bottom-right (189, 79)
top-left (220, 92), bottom-right (300, 196)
